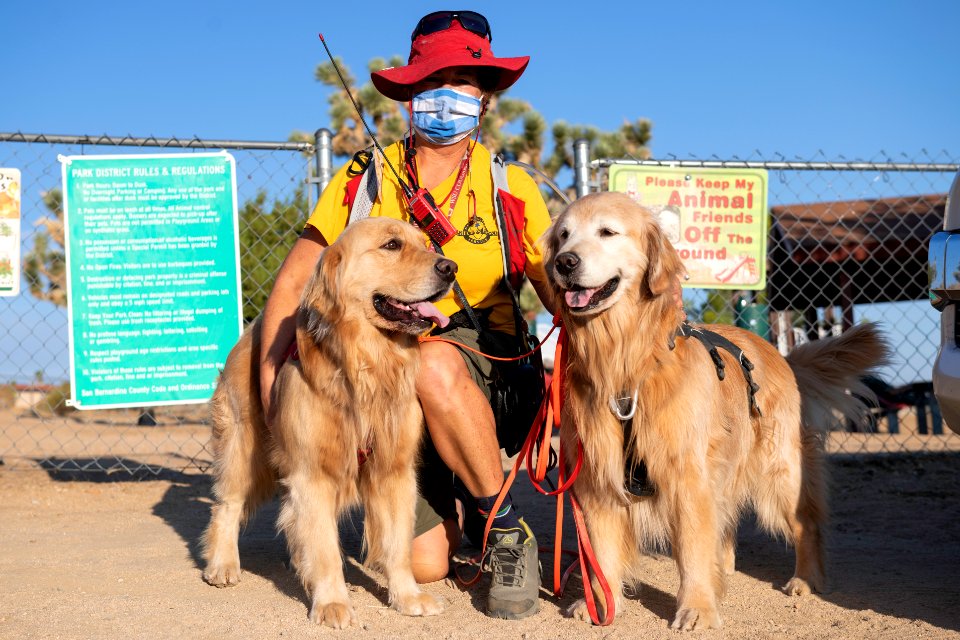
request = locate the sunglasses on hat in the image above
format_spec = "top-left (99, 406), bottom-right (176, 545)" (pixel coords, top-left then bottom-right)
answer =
top-left (411, 10), bottom-right (492, 42)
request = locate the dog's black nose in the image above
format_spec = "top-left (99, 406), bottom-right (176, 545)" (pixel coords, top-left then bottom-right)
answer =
top-left (435, 258), bottom-right (458, 282)
top-left (555, 252), bottom-right (580, 276)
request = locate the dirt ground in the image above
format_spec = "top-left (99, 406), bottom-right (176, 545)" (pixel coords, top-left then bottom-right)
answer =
top-left (1, 412), bottom-right (960, 639)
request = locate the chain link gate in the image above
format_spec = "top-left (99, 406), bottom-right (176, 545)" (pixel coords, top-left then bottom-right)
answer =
top-left (0, 133), bottom-right (958, 475)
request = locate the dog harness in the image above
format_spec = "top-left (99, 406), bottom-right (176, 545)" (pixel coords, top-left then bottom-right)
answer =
top-left (673, 322), bottom-right (763, 416)
top-left (614, 322), bottom-right (765, 499)
top-left (607, 392), bottom-right (655, 497)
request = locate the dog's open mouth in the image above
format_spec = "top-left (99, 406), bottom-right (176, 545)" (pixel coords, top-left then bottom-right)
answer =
top-left (373, 293), bottom-right (451, 329)
top-left (563, 277), bottom-right (620, 312)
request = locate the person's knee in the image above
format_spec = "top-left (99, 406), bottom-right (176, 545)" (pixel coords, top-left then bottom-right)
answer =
top-left (411, 519), bottom-right (460, 584)
top-left (417, 343), bottom-right (469, 402)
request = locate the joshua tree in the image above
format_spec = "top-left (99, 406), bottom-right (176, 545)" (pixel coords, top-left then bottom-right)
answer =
top-left (23, 189), bottom-right (66, 307)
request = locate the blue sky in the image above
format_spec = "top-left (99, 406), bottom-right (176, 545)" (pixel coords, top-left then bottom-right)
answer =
top-left (4, 1), bottom-right (959, 160)
top-left (2, 1), bottom-right (958, 386)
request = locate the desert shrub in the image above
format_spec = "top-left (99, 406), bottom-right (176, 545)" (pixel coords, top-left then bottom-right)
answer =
top-left (0, 384), bottom-right (16, 409)
top-left (37, 383), bottom-right (75, 416)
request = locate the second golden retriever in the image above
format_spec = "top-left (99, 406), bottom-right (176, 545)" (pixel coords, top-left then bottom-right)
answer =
top-left (542, 192), bottom-right (888, 630)
top-left (202, 217), bottom-right (454, 627)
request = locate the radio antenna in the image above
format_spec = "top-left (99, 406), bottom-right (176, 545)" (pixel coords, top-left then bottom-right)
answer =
top-left (317, 33), bottom-right (413, 197)
top-left (316, 33), bottom-right (458, 247)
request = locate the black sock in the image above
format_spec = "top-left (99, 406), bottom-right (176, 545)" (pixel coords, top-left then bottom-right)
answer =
top-left (476, 493), bottom-right (522, 532)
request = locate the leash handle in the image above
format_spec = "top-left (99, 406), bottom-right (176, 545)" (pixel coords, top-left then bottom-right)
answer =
top-left (452, 319), bottom-right (568, 587)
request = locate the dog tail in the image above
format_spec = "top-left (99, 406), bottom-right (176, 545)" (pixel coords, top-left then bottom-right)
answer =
top-left (786, 322), bottom-right (892, 431)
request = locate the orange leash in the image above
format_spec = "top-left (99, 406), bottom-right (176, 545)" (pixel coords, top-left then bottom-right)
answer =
top-left (446, 318), bottom-right (559, 587)
top-left (439, 316), bottom-right (617, 625)
top-left (418, 322), bottom-right (559, 362)
top-left (536, 324), bottom-right (615, 626)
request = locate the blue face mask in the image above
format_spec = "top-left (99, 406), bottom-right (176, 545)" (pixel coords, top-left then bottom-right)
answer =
top-left (411, 87), bottom-right (483, 145)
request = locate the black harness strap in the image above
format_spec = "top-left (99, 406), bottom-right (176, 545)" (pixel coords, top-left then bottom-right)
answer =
top-left (674, 322), bottom-right (763, 416)
top-left (619, 323), bottom-right (764, 500)
top-left (623, 429), bottom-right (656, 498)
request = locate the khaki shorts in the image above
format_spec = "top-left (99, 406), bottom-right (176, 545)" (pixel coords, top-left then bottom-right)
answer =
top-left (413, 326), bottom-right (523, 537)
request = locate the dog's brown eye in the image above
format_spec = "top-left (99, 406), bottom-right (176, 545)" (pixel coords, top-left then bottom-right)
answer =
top-left (381, 239), bottom-right (402, 251)
top-left (599, 227), bottom-right (618, 237)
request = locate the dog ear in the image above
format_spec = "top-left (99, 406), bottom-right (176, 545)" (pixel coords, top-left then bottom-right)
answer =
top-left (295, 244), bottom-right (344, 381)
top-left (644, 220), bottom-right (685, 297)
top-left (539, 220), bottom-right (561, 286)
top-left (317, 243), bottom-right (343, 305)
top-left (299, 243), bottom-right (343, 342)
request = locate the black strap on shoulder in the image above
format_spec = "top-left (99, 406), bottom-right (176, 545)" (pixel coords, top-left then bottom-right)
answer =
top-left (675, 322), bottom-right (762, 416)
top-left (449, 275), bottom-right (483, 332)
top-left (346, 148), bottom-right (373, 177)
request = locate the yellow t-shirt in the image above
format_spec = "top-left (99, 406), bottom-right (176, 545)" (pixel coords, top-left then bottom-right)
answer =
top-left (305, 141), bottom-right (550, 334)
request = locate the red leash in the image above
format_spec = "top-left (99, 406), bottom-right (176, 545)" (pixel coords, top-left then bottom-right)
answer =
top-left (452, 316), bottom-right (617, 625)
top-left (536, 322), bottom-right (615, 626)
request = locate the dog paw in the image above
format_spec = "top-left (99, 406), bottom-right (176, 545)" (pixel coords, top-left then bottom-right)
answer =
top-left (565, 598), bottom-right (607, 624)
top-left (392, 591), bottom-right (444, 617)
top-left (671, 606), bottom-right (722, 631)
top-left (783, 577), bottom-right (813, 596)
top-left (202, 562), bottom-right (241, 588)
top-left (565, 598), bottom-right (589, 623)
top-left (309, 601), bottom-right (357, 628)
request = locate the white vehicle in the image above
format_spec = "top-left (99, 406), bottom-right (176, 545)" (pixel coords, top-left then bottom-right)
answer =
top-left (929, 169), bottom-right (960, 434)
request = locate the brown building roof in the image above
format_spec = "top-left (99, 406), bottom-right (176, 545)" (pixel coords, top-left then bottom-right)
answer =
top-left (767, 193), bottom-right (945, 309)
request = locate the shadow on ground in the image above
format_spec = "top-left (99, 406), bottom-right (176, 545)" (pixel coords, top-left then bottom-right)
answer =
top-left (733, 451), bottom-right (960, 632)
top-left (35, 451), bottom-right (960, 632)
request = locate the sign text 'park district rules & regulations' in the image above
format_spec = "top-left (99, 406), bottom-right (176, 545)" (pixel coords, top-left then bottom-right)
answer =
top-left (61, 152), bottom-right (242, 409)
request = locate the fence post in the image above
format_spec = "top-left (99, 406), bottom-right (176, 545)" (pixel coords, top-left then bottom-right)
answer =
top-left (573, 138), bottom-right (591, 199)
top-left (314, 128), bottom-right (333, 204)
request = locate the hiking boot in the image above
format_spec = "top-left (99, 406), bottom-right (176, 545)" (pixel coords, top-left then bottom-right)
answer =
top-left (485, 518), bottom-right (540, 620)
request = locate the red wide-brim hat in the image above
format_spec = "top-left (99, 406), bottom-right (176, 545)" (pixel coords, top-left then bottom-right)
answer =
top-left (371, 22), bottom-right (529, 101)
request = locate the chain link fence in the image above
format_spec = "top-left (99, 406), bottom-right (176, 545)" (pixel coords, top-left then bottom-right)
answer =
top-left (0, 133), bottom-right (958, 474)
top-left (586, 152), bottom-right (960, 456)
top-left (0, 133), bottom-right (315, 474)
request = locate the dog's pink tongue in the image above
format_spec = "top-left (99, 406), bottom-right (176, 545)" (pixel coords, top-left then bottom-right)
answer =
top-left (565, 288), bottom-right (598, 309)
top-left (411, 301), bottom-right (450, 328)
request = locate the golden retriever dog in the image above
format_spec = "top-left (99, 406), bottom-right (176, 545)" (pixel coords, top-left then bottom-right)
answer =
top-left (542, 192), bottom-right (888, 630)
top-left (202, 217), bottom-right (454, 627)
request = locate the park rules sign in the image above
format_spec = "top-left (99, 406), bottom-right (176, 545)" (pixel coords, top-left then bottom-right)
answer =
top-left (609, 165), bottom-right (769, 290)
top-left (61, 152), bottom-right (242, 409)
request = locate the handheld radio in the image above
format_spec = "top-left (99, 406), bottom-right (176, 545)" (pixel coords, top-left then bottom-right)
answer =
top-left (318, 34), bottom-right (458, 246)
